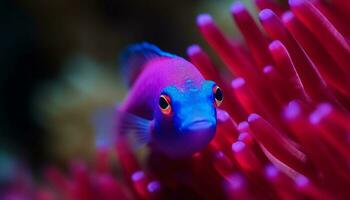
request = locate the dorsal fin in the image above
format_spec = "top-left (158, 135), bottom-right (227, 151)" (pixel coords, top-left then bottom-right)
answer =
top-left (119, 42), bottom-right (177, 87)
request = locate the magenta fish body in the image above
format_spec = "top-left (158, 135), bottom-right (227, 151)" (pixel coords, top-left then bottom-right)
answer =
top-left (118, 43), bottom-right (223, 158)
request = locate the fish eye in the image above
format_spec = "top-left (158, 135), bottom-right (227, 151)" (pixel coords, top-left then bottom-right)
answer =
top-left (159, 94), bottom-right (172, 115)
top-left (213, 85), bottom-right (223, 107)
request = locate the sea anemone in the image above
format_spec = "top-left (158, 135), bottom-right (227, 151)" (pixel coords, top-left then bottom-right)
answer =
top-left (4, 0), bottom-right (350, 199)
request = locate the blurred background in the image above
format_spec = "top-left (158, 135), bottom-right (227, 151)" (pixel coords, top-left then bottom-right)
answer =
top-left (0, 0), bottom-right (266, 178)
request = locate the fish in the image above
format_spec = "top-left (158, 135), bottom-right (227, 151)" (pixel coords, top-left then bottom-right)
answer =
top-left (117, 42), bottom-right (223, 158)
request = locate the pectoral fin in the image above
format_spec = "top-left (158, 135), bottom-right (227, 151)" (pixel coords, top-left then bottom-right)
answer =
top-left (117, 109), bottom-right (152, 147)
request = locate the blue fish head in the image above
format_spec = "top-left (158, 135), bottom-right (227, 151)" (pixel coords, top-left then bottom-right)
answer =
top-left (153, 80), bottom-right (220, 158)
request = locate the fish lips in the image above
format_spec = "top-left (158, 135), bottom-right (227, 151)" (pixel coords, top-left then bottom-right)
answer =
top-left (180, 119), bottom-right (216, 135)
top-left (179, 119), bottom-right (217, 147)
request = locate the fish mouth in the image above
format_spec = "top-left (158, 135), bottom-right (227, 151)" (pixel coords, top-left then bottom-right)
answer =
top-left (181, 120), bottom-right (216, 133)
top-left (156, 119), bottom-right (216, 158)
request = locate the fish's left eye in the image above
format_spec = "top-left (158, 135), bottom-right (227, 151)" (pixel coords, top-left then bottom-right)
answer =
top-left (213, 85), bottom-right (223, 107)
top-left (159, 94), bottom-right (172, 115)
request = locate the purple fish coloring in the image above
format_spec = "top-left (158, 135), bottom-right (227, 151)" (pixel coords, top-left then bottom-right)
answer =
top-left (118, 43), bottom-right (223, 158)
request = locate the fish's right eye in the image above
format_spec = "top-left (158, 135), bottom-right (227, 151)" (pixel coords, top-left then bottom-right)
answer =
top-left (159, 94), bottom-right (172, 115)
top-left (213, 85), bottom-right (223, 107)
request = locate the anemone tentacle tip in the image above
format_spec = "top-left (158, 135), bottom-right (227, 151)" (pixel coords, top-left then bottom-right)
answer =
top-left (265, 164), bottom-right (278, 178)
top-left (263, 65), bottom-right (273, 74)
top-left (295, 175), bottom-right (309, 187)
top-left (230, 1), bottom-right (245, 14)
top-left (289, 0), bottom-right (305, 7)
top-left (284, 101), bottom-right (302, 120)
top-left (187, 44), bottom-right (201, 56)
top-left (247, 113), bottom-right (260, 122)
top-left (237, 121), bottom-right (249, 130)
top-left (196, 14), bottom-right (213, 26)
top-left (309, 103), bottom-right (333, 124)
top-left (259, 9), bottom-right (274, 21)
top-left (131, 171), bottom-right (144, 182)
top-left (147, 181), bottom-right (161, 193)
top-left (231, 77), bottom-right (245, 88)
top-left (227, 173), bottom-right (245, 189)
top-left (232, 141), bottom-right (246, 152)
top-left (281, 11), bottom-right (294, 23)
